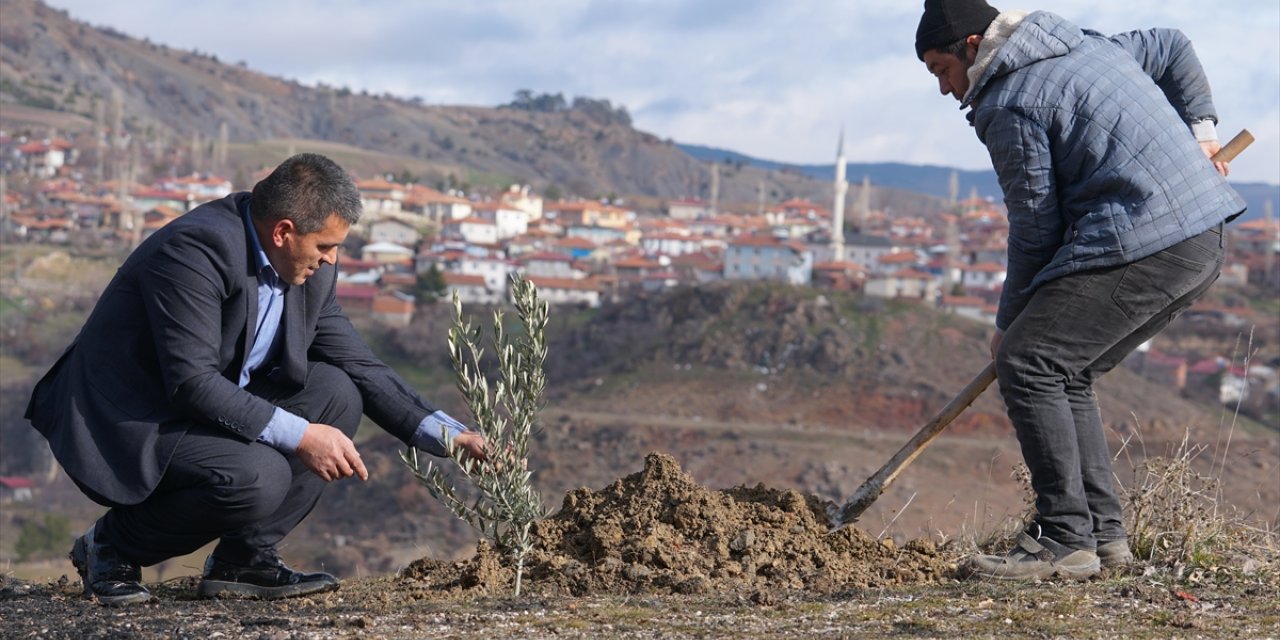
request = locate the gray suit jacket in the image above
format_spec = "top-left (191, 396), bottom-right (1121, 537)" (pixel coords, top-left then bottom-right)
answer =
top-left (26, 193), bottom-right (437, 505)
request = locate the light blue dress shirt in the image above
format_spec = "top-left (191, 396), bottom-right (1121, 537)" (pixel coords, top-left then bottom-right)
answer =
top-left (242, 205), bottom-right (468, 454)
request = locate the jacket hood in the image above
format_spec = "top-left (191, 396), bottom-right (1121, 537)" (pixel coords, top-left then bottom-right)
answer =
top-left (962, 11), bottom-right (1084, 108)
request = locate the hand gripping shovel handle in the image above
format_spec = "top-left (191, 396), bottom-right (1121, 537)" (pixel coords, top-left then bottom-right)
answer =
top-left (1212, 129), bottom-right (1253, 163)
top-left (830, 362), bottom-right (997, 529)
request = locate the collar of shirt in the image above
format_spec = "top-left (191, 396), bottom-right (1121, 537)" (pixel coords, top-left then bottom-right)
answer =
top-left (242, 201), bottom-right (285, 292)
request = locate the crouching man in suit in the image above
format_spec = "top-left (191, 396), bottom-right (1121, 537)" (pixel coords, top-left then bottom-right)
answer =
top-left (26, 153), bottom-right (486, 605)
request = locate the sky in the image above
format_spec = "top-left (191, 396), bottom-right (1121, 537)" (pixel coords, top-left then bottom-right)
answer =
top-left (43, 0), bottom-right (1280, 185)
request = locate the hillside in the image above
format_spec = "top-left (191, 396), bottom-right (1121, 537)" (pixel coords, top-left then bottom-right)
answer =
top-left (0, 0), bottom-right (942, 213)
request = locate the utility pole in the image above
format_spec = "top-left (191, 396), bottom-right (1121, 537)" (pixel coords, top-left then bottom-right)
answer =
top-left (857, 175), bottom-right (871, 235)
top-left (94, 98), bottom-right (105, 183)
top-left (217, 121), bottom-right (229, 174)
top-left (709, 162), bottom-right (720, 216)
top-left (190, 131), bottom-right (203, 174)
top-left (1267, 199), bottom-right (1276, 287)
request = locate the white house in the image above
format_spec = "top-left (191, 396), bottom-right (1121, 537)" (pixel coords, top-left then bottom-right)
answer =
top-left (523, 276), bottom-right (602, 307)
top-left (844, 233), bottom-right (901, 270)
top-left (723, 235), bottom-right (813, 285)
top-left (501, 184), bottom-right (544, 222)
top-left (159, 174), bottom-right (234, 199)
top-left (939, 295), bottom-right (994, 323)
top-left (519, 251), bottom-right (583, 280)
top-left (961, 262), bottom-right (1007, 291)
top-left (472, 201), bottom-right (529, 240)
top-left (566, 224), bottom-right (628, 246)
top-left (444, 217), bottom-right (499, 245)
top-left (865, 269), bottom-right (940, 300)
top-left (876, 250), bottom-right (925, 276)
top-left (357, 177), bottom-right (405, 215)
top-left (460, 251), bottom-right (514, 291)
top-left (405, 186), bottom-right (473, 223)
top-left (667, 199), bottom-right (710, 220)
top-left (361, 241), bottom-right (415, 266)
top-left (369, 218), bottom-right (421, 246)
top-left (444, 272), bottom-right (504, 305)
top-left (18, 138), bottom-right (74, 177)
top-left (641, 232), bottom-right (705, 257)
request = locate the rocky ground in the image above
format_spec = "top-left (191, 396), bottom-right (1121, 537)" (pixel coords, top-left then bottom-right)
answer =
top-left (3, 454), bottom-right (1277, 639)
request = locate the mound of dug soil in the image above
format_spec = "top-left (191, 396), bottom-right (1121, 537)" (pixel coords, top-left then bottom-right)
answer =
top-left (403, 453), bottom-right (955, 595)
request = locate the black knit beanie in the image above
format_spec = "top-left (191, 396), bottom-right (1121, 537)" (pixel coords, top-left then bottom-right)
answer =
top-left (915, 0), bottom-right (1000, 60)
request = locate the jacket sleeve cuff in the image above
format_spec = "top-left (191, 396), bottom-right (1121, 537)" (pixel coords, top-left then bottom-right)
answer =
top-left (1190, 119), bottom-right (1218, 142)
top-left (256, 407), bottom-right (308, 452)
top-left (411, 410), bottom-right (470, 456)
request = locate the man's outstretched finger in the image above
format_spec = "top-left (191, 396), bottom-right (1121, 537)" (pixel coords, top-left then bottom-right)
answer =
top-left (351, 451), bottom-right (369, 481)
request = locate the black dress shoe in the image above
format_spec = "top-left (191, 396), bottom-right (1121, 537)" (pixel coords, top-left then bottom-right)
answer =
top-left (68, 525), bottom-right (151, 606)
top-left (197, 553), bottom-right (339, 599)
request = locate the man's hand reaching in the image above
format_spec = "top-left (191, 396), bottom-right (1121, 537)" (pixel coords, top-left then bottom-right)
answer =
top-left (296, 423), bottom-right (368, 482)
top-left (1199, 140), bottom-right (1230, 177)
top-left (452, 432), bottom-right (488, 463)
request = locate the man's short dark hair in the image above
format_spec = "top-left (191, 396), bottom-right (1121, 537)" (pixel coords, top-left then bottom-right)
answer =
top-left (937, 37), bottom-right (970, 61)
top-left (251, 153), bottom-right (362, 233)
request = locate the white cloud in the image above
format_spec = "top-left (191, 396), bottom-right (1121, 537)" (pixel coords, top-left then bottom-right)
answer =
top-left (42, 0), bottom-right (1280, 183)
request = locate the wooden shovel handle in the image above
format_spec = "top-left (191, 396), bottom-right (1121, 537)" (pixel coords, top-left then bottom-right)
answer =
top-left (831, 362), bottom-right (997, 528)
top-left (1212, 129), bottom-right (1253, 163)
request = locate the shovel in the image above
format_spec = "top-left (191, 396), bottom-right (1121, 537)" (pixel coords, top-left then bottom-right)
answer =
top-left (828, 129), bottom-right (1255, 530)
top-left (829, 362), bottom-right (996, 529)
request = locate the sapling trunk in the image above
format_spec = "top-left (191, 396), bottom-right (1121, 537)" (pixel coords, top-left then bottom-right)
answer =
top-left (402, 274), bottom-right (548, 596)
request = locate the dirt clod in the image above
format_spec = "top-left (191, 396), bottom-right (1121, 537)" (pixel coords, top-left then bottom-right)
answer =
top-left (403, 452), bottom-right (953, 595)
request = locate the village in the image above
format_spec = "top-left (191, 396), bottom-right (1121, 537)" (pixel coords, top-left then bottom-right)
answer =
top-left (1, 129), bottom-right (1278, 430)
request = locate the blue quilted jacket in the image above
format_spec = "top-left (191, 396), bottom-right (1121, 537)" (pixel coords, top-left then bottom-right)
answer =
top-left (964, 12), bottom-right (1246, 330)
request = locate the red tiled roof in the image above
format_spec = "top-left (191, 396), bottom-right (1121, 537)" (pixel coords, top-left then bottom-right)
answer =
top-left (545, 200), bottom-right (603, 213)
top-left (613, 256), bottom-right (661, 269)
top-left (356, 177), bottom-right (401, 191)
top-left (18, 138), bottom-right (73, 153)
top-left (520, 251), bottom-right (573, 263)
top-left (555, 236), bottom-right (598, 249)
top-left (0, 477), bottom-right (34, 489)
top-left (879, 251), bottom-right (919, 264)
top-left (965, 262), bottom-right (1006, 273)
top-left (446, 217), bottom-right (495, 226)
top-left (526, 276), bottom-right (599, 291)
top-left (404, 185), bottom-right (469, 206)
top-left (813, 260), bottom-right (866, 273)
top-left (893, 269), bottom-right (935, 280)
top-left (336, 285), bottom-right (378, 299)
top-left (444, 272), bottom-right (487, 286)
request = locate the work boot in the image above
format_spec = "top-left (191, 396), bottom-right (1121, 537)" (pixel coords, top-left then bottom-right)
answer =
top-left (197, 552), bottom-right (339, 599)
top-left (966, 530), bottom-right (1100, 580)
top-left (68, 525), bottom-right (152, 606)
top-left (1097, 539), bottom-right (1135, 567)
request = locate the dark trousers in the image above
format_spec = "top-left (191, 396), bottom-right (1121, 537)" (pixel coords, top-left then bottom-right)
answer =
top-left (94, 362), bottom-right (362, 567)
top-left (995, 225), bottom-right (1224, 549)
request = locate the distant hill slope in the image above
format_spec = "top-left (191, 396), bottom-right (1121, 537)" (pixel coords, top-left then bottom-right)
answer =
top-left (681, 142), bottom-right (1279, 225)
top-left (0, 0), bottom-right (930, 211)
top-left (0, 0), bottom-right (708, 198)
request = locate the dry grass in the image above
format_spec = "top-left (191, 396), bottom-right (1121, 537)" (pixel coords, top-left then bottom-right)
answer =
top-left (1117, 430), bottom-right (1279, 583)
top-left (949, 425), bottom-right (1278, 588)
